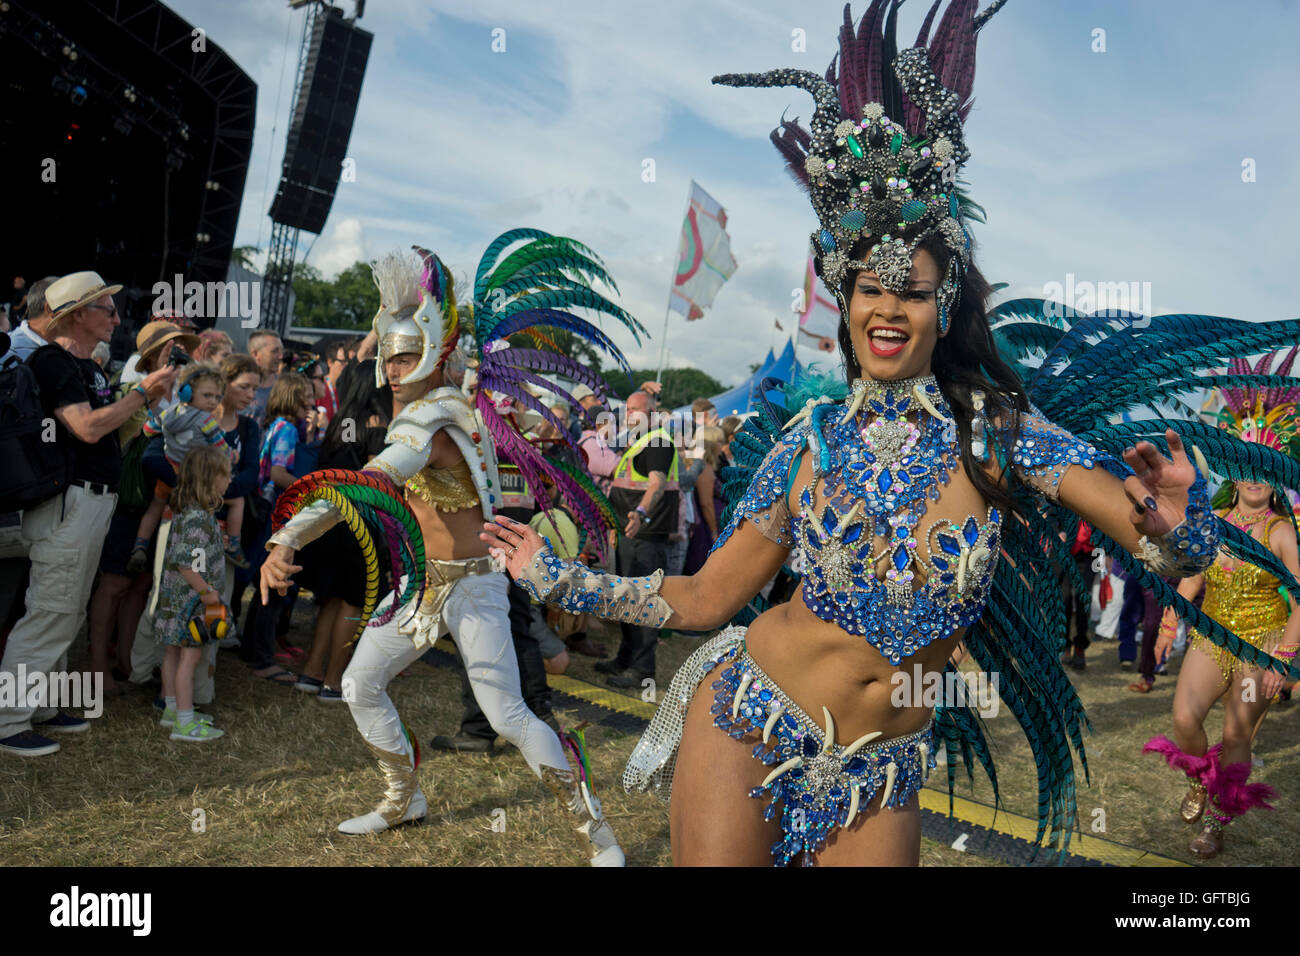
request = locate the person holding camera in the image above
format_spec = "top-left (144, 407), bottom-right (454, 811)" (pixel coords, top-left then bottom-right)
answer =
top-left (0, 273), bottom-right (178, 757)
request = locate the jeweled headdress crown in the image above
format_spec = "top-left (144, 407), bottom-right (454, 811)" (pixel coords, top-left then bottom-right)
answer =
top-left (1218, 347), bottom-right (1300, 457)
top-left (714, 0), bottom-right (1005, 326)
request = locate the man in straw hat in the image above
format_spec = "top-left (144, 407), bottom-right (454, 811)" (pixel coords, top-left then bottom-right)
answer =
top-left (0, 272), bottom-right (178, 757)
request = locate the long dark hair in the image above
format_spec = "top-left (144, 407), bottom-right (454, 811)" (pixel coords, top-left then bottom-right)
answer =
top-left (322, 359), bottom-right (393, 467)
top-left (835, 231), bottom-right (1027, 515)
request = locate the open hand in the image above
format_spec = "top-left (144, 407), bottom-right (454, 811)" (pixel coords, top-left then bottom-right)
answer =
top-left (1121, 429), bottom-right (1197, 538)
top-left (479, 514), bottom-right (546, 578)
top-left (260, 544), bottom-right (301, 605)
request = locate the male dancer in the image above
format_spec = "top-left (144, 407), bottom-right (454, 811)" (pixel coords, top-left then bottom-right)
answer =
top-left (261, 245), bottom-right (626, 865)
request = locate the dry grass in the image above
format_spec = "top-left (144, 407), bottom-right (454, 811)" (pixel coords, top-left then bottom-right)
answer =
top-left (2, 604), bottom-right (1294, 866)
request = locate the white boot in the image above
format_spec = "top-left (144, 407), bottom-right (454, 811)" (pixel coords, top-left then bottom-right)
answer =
top-left (542, 766), bottom-right (626, 867)
top-left (338, 740), bottom-right (427, 834)
top-left (338, 789), bottom-right (427, 834)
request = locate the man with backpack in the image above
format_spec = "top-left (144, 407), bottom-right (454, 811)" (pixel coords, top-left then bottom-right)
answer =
top-left (0, 272), bottom-right (176, 757)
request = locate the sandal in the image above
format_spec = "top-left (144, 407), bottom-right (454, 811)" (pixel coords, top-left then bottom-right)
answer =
top-left (251, 667), bottom-right (297, 686)
top-left (1128, 679), bottom-right (1154, 693)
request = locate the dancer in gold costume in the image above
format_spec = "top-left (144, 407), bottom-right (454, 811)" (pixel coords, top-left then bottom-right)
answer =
top-left (1145, 350), bottom-right (1300, 859)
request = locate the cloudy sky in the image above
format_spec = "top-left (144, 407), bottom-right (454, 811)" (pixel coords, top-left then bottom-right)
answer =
top-left (168, 0), bottom-right (1300, 387)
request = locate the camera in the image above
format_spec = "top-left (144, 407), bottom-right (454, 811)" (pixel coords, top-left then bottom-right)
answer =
top-left (168, 345), bottom-right (191, 368)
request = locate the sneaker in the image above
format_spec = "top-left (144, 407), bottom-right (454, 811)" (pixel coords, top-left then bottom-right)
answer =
top-left (126, 544), bottom-right (149, 575)
top-left (294, 675), bottom-right (323, 694)
top-left (218, 634), bottom-right (241, 650)
top-left (593, 659), bottom-right (622, 676)
top-left (224, 544), bottom-right (250, 570)
top-left (159, 708), bottom-right (214, 729)
top-left (34, 710), bottom-right (90, 734)
top-left (606, 670), bottom-right (653, 690)
top-left (0, 730), bottom-right (61, 756)
top-left (318, 685), bottom-right (346, 702)
top-left (170, 719), bottom-right (224, 742)
top-left (1119, 660), bottom-right (1132, 671)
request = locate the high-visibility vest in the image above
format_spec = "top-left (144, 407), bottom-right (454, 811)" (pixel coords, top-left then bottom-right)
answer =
top-left (612, 428), bottom-right (679, 490)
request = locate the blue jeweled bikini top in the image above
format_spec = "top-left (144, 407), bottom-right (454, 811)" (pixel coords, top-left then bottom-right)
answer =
top-left (713, 375), bottom-right (1102, 664)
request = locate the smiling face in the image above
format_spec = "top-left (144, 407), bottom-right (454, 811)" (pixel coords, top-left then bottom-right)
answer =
top-left (845, 246), bottom-right (943, 382)
top-left (1236, 480), bottom-right (1274, 510)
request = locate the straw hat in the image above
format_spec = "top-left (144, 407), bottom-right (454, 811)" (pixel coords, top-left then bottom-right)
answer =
top-left (135, 320), bottom-right (201, 364)
top-left (45, 271), bottom-right (123, 330)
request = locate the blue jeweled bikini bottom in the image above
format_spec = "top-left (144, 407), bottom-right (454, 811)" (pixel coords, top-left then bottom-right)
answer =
top-left (622, 627), bottom-right (936, 867)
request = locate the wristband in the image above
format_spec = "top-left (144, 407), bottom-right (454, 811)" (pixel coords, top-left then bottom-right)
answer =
top-left (1135, 473), bottom-right (1219, 577)
top-left (635, 506), bottom-right (649, 519)
top-left (132, 384), bottom-right (149, 403)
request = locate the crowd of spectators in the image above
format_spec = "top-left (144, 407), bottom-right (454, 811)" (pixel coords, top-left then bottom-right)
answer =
top-left (0, 267), bottom-right (748, 756)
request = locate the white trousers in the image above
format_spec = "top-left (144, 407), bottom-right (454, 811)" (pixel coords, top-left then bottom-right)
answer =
top-left (0, 487), bottom-right (116, 737)
top-left (344, 571), bottom-right (568, 776)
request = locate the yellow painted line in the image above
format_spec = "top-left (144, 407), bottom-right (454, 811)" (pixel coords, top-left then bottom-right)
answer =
top-left (548, 674), bottom-right (658, 720)
top-left (918, 786), bottom-right (1190, 867)
top-left (469, 654), bottom-right (1192, 869)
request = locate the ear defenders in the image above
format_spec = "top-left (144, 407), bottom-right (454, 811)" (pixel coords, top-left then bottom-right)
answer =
top-left (181, 594), bottom-right (233, 644)
top-left (177, 381), bottom-right (193, 403)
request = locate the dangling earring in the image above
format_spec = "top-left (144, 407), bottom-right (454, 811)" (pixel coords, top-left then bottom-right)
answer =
top-left (938, 303), bottom-right (950, 337)
top-left (1230, 488), bottom-right (1239, 508)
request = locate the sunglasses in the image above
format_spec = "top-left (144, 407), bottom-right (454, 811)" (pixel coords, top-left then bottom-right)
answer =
top-left (86, 304), bottom-right (119, 318)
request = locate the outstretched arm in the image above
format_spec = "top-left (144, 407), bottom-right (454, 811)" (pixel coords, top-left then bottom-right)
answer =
top-left (481, 512), bottom-right (789, 631)
top-left (1056, 429), bottom-right (1200, 556)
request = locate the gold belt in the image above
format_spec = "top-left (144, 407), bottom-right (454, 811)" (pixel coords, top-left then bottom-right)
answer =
top-left (416, 556), bottom-right (498, 617)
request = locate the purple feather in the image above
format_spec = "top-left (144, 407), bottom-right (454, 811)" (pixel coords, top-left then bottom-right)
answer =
top-left (491, 348), bottom-right (610, 393)
top-left (485, 309), bottom-right (627, 369)
top-left (477, 370), bottom-right (575, 448)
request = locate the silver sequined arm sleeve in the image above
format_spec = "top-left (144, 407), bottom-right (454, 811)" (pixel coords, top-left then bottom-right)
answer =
top-left (515, 545), bottom-right (674, 628)
top-left (1005, 408), bottom-right (1104, 502)
top-left (710, 428), bottom-right (804, 554)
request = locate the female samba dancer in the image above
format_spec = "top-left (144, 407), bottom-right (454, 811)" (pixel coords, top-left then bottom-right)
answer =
top-left (1146, 359), bottom-right (1300, 858)
top-left (499, 0), bottom-right (1297, 867)
top-left (485, 230), bottom-right (1205, 865)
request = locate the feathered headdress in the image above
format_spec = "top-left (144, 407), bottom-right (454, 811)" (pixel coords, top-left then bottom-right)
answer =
top-left (469, 228), bottom-right (647, 560)
top-left (714, 1), bottom-right (1005, 327)
top-left (1217, 347), bottom-right (1300, 457)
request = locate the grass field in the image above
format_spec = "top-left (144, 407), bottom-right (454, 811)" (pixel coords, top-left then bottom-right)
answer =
top-left (2, 600), bottom-right (1296, 867)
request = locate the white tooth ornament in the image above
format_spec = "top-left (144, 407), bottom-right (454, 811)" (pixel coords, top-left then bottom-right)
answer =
top-left (912, 384), bottom-right (952, 424)
top-left (784, 397), bottom-right (830, 430)
top-left (762, 756), bottom-right (803, 788)
top-left (806, 505), bottom-right (830, 541)
top-left (822, 706), bottom-right (835, 749)
top-left (762, 704), bottom-right (784, 745)
top-left (1191, 444), bottom-right (1211, 479)
top-left (838, 384), bottom-right (868, 425)
top-left (731, 671), bottom-right (753, 719)
top-left (918, 743), bottom-right (929, 783)
top-left (845, 783), bottom-right (862, 828)
top-left (841, 730), bottom-right (883, 758)
top-left (881, 760), bottom-right (899, 805)
top-left (956, 548), bottom-right (970, 594)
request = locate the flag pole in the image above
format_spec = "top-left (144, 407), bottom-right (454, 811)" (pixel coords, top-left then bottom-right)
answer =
top-left (655, 302), bottom-right (671, 381)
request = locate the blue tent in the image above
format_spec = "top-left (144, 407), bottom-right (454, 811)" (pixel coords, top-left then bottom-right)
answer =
top-left (679, 339), bottom-right (803, 416)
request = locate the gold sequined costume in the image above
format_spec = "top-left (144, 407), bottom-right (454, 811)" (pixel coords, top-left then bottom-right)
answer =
top-left (1190, 515), bottom-right (1291, 681)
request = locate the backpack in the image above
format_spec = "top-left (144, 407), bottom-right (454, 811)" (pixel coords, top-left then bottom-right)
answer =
top-left (0, 349), bottom-right (74, 511)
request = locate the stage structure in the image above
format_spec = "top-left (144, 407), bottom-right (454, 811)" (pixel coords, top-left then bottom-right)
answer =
top-left (260, 0), bottom-right (372, 337)
top-left (0, 0), bottom-right (256, 334)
